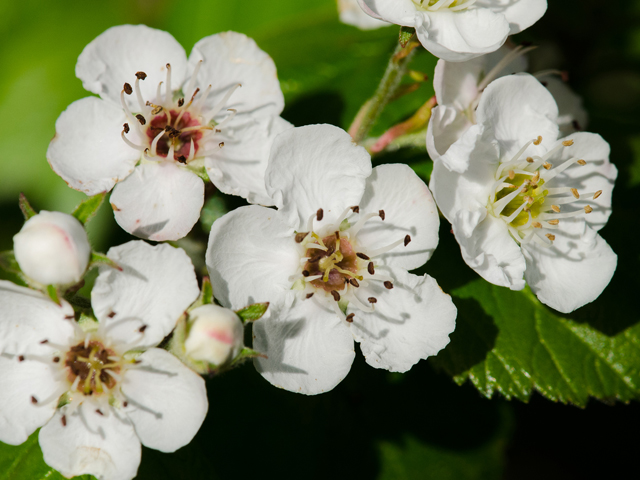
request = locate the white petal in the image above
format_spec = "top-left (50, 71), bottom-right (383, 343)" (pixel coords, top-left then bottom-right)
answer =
top-left (358, 0), bottom-right (418, 25)
top-left (0, 356), bottom-right (60, 445)
top-left (349, 267), bottom-right (456, 372)
top-left (339, 0), bottom-right (391, 29)
top-left (0, 281), bottom-right (75, 356)
top-left (205, 116), bottom-right (292, 206)
top-left (356, 164), bottom-right (440, 270)
top-left (476, 73), bottom-right (559, 159)
top-left (415, 9), bottom-right (509, 62)
top-left (433, 57), bottom-right (483, 108)
top-left (92, 241), bottom-right (199, 350)
top-left (122, 348), bottom-right (207, 452)
top-left (47, 97), bottom-right (140, 195)
top-left (253, 298), bottom-right (355, 395)
top-left (453, 212), bottom-right (526, 289)
top-left (206, 205), bottom-right (299, 311)
top-left (523, 220), bottom-right (617, 313)
top-left (188, 31), bottom-right (284, 119)
top-left (426, 106), bottom-right (475, 166)
top-left (475, 0), bottom-right (547, 34)
top-left (76, 25), bottom-right (187, 108)
top-left (265, 124), bottom-right (372, 229)
top-left (543, 132), bottom-right (617, 231)
top-left (540, 75), bottom-right (589, 136)
top-left (110, 162), bottom-right (204, 241)
top-left (40, 407), bottom-right (141, 480)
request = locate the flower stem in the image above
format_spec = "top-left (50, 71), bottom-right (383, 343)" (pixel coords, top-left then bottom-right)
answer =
top-left (349, 28), bottom-right (419, 143)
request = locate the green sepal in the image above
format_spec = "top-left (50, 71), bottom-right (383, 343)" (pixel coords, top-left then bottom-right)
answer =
top-left (236, 302), bottom-right (269, 323)
top-left (88, 251), bottom-right (122, 271)
top-left (0, 250), bottom-right (21, 274)
top-left (18, 192), bottom-right (37, 220)
top-left (77, 312), bottom-right (100, 332)
top-left (200, 277), bottom-right (214, 305)
top-left (399, 26), bottom-right (416, 48)
top-left (72, 192), bottom-right (106, 225)
top-left (46, 284), bottom-right (61, 305)
top-left (230, 347), bottom-right (267, 367)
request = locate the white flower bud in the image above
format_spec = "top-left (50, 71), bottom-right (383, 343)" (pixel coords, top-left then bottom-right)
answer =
top-left (185, 304), bottom-right (244, 366)
top-left (13, 211), bottom-right (91, 286)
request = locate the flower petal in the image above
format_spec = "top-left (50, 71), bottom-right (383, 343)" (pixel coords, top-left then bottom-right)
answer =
top-left (349, 267), bottom-right (456, 372)
top-left (475, 0), bottom-right (547, 34)
top-left (0, 281), bottom-right (75, 356)
top-left (356, 164), bottom-right (440, 270)
top-left (40, 407), bottom-right (141, 480)
top-left (92, 241), bottom-right (200, 350)
top-left (453, 211), bottom-right (526, 289)
top-left (206, 205), bottom-right (299, 311)
top-left (339, 0), bottom-right (391, 29)
top-left (265, 124), bottom-right (372, 229)
top-left (540, 75), bottom-right (588, 136)
top-left (121, 348), bottom-right (208, 452)
top-left (76, 24), bottom-right (187, 108)
top-left (358, 0), bottom-right (418, 25)
top-left (253, 298), bottom-right (355, 395)
top-left (0, 357), bottom-right (60, 445)
top-left (188, 31), bottom-right (284, 119)
top-left (47, 97), bottom-right (140, 195)
top-left (543, 132), bottom-right (617, 231)
top-left (523, 220), bottom-right (617, 313)
top-left (427, 107), bottom-right (477, 168)
top-left (415, 9), bottom-right (510, 62)
top-left (476, 73), bottom-right (559, 159)
top-left (205, 116), bottom-right (292, 206)
top-left (110, 162), bottom-right (204, 241)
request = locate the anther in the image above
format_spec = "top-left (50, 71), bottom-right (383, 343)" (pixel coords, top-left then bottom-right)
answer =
top-left (18, 356), bottom-right (24, 362)
top-left (384, 281), bottom-right (394, 289)
top-left (295, 232), bottom-right (308, 243)
top-left (135, 114), bottom-right (146, 125)
top-left (543, 162), bottom-right (552, 170)
top-left (351, 206), bottom-right (360, 213)
top-left (331, 290), bottom-right (341, 301)
top-left (508, 170), bottom-right (515, 180)
top-left (526, 157), bottom-right (534, 163)
top-left (524, 195), bottom-right (534, 204)
top-left (379, 210), bottom-right (386, 220)
top-left (584, 205), bottom-right (593, 214)
top-left (40, 339), bottom-right (48, 344)
top-left (177, 155), bottom-right (187, 164)
top-left (571, 188), bottom-right (580, 199)
top-left (96, 409), bottom-right (104, 416)
top-left (123, 402), bottom-right (128, 408)
top-left (176, 98), bottom-right (184, 108)
top-left (350, 278), bottom-right (360, 287)
top-left (546, 234), bottom-right (556, 241)
top-left (219, 142), bottom-right (224, 148)
top-left (532, 222), bottom-right (542, 228)
top-left (123, 123), bottom-right (130, 134)
top-left (368, 297), bottom-right (377, 304)
top-left (107, 311), bottom-right (116, 318)
top-left (302, 270), bottom-right (310, 277)
top-left (306, 293), bottom-right (314, 299)
top-left (548, 219), bottom-right (560, 225)
top-left (562, 139), bottom-right (574, 147)
top-left (123, 83), bottom-right (133, 95)
top-left (404, 235), bottom-right (411, 246)
top-left (335, 231), bottom-right (340, 240)
top-left (551, 205), bottom-right (560, 213)
top-left (368, 262), bottom-right (375, 275)
top-left (31, 396), bottom-right (38, 404)
top-left (533, 136), bottom-right (542, 145)
top-left (594, 190), bottom-right (602, 199)
top-left (135, 71), bottom-right (147, 80)
top-left (577, 159), bottom-right (586, 165)
top-left (139, 325), bottom-right (148, 333)
top-left (53, 357), bottom-right (60, 363)
top-left (346, 313), bottom-right (354, 323)
top-left (61, 415), bottom-right (67, 427)
top-left (357, 252), bottom-right (370, 260)
top-left (316, 208), bottom-right (324, 221)
top-left (531, 171), bottom-right (540, 184)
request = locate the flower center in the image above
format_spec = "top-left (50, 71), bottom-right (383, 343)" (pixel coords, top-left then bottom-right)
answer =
top-left (303, 232), bottom-right (359, 293)
top-left (413, 0), bottom-right (476, 12)
top-left (65, 340), bottom-right (121, 396)
top-left (488, 137), bottom-right (602, 246)
top-left (119, 62), bottom-right (241, 165)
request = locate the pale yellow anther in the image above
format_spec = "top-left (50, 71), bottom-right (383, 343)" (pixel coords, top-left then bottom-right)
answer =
top-left (548, 219), bottom-right (560, 225)
top-left (526, 157), bottom-right (534, 163)
top-left (551, 205), bottom-right (561, 213)
top-left (524, 195), bottom-right (534, 204)
top-left (577, 159), bottom-right (586, 165)
top-left (594, 190), bottom-right (602, 199)
top-left (533, 136), bottom-right (543, 145)
top-left (543, 162), bottom-right (552, 170)
top-left (532, 222), bottom-right (542, 228)
top-left (562, 139), bottom-right (574, 147)
top-left (584, 205), bottom-right (593, 214)
top-left (571, 188), bottom-right (580, 199)
top-left (545, 233), bottom-right (556, 241)
top-left (531, 171), bottom-right (540, 184)
top-left (508, 170), bottom-right (515, 180)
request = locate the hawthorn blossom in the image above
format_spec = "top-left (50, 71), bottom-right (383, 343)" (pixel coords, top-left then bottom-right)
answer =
top-left (0, 241), bottom-right (206, 480)
top-left (13, 211), bottom-right (91, 286)
top-left (338, 0), bottom-right (390, 30)
top-left (430, 74), bottom-right (617, 313)
top-left (48, 24), bottom-right (290, 241)
top-left (207, 124), bottom-right (456, 395)
top-left (427, 44), bottom-right (588, 166)
top-left (358, 0), bottom-right (547, 62)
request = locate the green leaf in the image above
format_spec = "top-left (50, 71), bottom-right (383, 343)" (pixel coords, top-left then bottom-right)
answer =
top-left (433, 280), bottom-right (640, 406)
top-left (236, 302), bottom-right (269, 323)
top-left (0, 431), bottom-right (94, 480)
top-left (18, 192), bottom-right (36, 220)
top-left (88, 252), bottom-right (121, 271)
top-left (71, 193), bottom-right (106, 225)
top-left (0, 251), bottom-right (21, 275)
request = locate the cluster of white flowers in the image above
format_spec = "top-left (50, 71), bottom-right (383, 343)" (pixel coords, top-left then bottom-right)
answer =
top-left (0, 4), bottom-right (619, 478)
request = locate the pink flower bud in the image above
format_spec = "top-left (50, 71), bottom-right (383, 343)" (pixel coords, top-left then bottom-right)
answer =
top-left (185, 304), bottom-right (244, 366)
top-left (13, 211), bottom-right (91, 286)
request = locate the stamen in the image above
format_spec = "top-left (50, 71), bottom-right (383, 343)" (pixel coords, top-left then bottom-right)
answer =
top-left (216, 109), bottom-right (238, 130)
top-left (368, 262), bottom-right (375, 275)
top-left (135, 114), bottom-right (146, 125)
top-left (134, 75), bottom-right (147, 112)
top-left (123, 83), bottom-right (133, 95)
top-left (542, 157), bottom-right (585, 182)
top-left (346, 313), bottom-right (354, 323)
top-left (356, 252), bottom-right (370, 260)
top-left (571, 188), bottom-right (579, 199)
top-left (368, 297), bottom-right (377, 304)
top-left (150, 129), bottom-right (166, 156)
top-left (378, 210), bottom-right (385, 221)
top-left (306, 293), bottom-right (314, 299)
top-left (384, 281), bottom-right (394, 289)
top-left (183, 60), bottom-right (202, 103)
top-left (350, 278), bottom-right (360, 287)
top-left (351, 212), bottom-right (379, 236)
top-left (551, 205), bottom-right (560, 213)
top-left (188, 138), bottom-right (196, 162)
top-left (594, 190), bottom-right (602, 199)
top-left (306, 243), bottom-right (328, 251)
top-left (331, 291), bottom-right (341, 302)
top-left (584, 205), bottom-right (593, 214)
top-left (404, 235), bottom-right (411, 246)
top-left (366, 237), bottom-right (406, 258)
top-left (545, 234), bottom-right (556, 241)
top-left (207, 83), bottom-right (241, 121)
top-left (316, 208), bottom-right (324, 221)
top-left (165, 63), bottom-right (172, 106)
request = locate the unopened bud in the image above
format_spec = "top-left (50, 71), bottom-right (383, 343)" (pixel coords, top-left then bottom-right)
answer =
top-left (13, 211), bottom-right (90, 285)
top-left (185, 304), bottom-right (244, 366)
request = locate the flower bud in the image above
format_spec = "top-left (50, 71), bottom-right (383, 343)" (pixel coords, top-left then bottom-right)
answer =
top-left (185, 304), bottom-right (244, 366)
top-left (13, 211), bottom-right (91, 285)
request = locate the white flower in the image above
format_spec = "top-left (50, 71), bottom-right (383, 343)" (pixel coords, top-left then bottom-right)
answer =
top-left (427, 44), bottom-right (588, 167)
top-left (47, 25), bottom-right (291, 241)
top-left (338, 0), bottom-right (390, 30)
top-left (430, 73), bottom-right (617, 313)
top-left (184, 304), bottom-right (244, 366)
top-left (206, 124), bottom-right (456, 395)
top-left (13, 211), bottom-right (91, 286)
top-left (0, 241), bottom-right (206, 480)
top-left (358, 0), bottom-right (547, 62)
